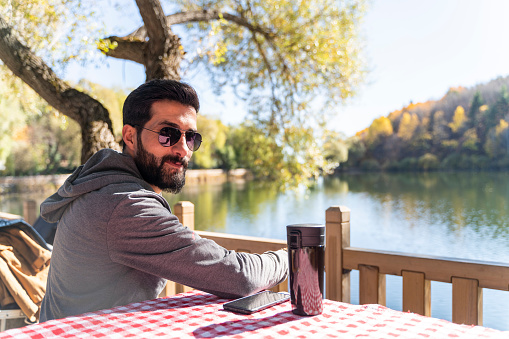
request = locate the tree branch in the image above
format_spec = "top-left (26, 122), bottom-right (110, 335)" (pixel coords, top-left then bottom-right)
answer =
top-left (99, 36), bottom-right (146, 63)
top-left (135, 0), bottom-right (169, 54)
top-left (126, 9), bottom-right (276, 41)
top-left (0, 14), bottom-right (120, 162)
top-left (0, 15), bottom-right (80, 122)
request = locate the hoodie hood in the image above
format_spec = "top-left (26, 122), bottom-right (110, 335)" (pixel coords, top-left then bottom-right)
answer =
top-left (41, 149), bottom-right (154, 223)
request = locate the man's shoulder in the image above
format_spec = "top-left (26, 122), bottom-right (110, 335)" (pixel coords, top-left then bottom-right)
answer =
top-left (100, 183), bottom-right (170, 209)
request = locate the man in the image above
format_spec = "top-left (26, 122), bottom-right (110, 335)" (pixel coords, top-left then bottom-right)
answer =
top-left (39, 79), bottom-right (288, 321)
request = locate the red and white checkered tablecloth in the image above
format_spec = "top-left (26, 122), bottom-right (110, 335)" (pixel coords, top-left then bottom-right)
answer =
top-left (0, 290), bottom-right (507, 338)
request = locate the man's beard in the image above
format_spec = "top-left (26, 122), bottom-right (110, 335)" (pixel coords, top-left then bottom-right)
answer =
top-left (134, 138), bottom-right (188, 194)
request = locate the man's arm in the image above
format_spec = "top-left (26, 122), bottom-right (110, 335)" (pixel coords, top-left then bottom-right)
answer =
top-left (107, 191), bottom-right (288, 298)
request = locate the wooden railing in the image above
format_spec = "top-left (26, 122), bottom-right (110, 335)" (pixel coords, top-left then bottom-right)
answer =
top-left (161, 202), bottom-right (287, 297)
top-left (170, 202), bottom-right (509, 327)
top-left (7, 200), bottom-right (509, 326)
top-left (324, 205), bottom-right (509, 326)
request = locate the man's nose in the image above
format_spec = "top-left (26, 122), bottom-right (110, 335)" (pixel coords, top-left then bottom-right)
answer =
top-left (172, 133), bottom-right (192, 157)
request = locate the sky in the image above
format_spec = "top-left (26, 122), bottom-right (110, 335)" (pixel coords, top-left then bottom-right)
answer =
top-left (66, 0), bottom-right (509, 137)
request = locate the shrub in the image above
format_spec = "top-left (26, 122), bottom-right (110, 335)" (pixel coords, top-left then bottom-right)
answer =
top-left (360, 159), bottom-right (381, 171)
top-left (418, 153), bottom-right (439, 171)
top-left (398, 157), bottom-right (418, 171)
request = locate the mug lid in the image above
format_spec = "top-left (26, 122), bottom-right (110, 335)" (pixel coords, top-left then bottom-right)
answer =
top-left (286, 223), bottom-right (325, 237)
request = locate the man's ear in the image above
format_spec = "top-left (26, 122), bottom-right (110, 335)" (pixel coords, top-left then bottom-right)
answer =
top-left (122, 124), bottom-right (137, 154)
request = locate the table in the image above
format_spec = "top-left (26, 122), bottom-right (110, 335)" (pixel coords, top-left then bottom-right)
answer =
top-left (0, 290), bottom-right (506, 338)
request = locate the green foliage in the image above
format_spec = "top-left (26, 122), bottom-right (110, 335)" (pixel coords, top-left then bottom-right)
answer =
top-left (0, 78), bottom-right (130, 176)
top-left (0, 85), bottom-right (24, 171)
top-left (1, 0), bottom-right (106, 71)
top-left (417, 153), bottom-right (439, 171)
top-left (468, 91), bottom-right (484, 128)
top-left (484, 119), bottom-right (509, 159)
top-left (322, 130), bottom-right (348, 165)
top-left (225, 121), bottom-right (338, 189)
top-left (228, 122), bottom-right (285, 181)
top-left (174, 0), bottom-right (368, 185)
top-left (440, 153), bottom-right (461, 169)
top-left (177, 0), bottom-right (367, 131)
top-left (461, 128), bottom-right (479, 152)
top-left (485, 86), bottom-right (509, 132)
top-left (359, 158), bottom-right (380, 171)
top-left (215, 145), bottom-right (237, 170)
top-left (343, 135), bottom-right (366, 168)
top-left (2, 102), bottom-right (81, 176)
top-left (192, 115), bottom-right (229, 169)
top-left (440, 139), bottom-right (459, 153)
top-left (76, 80), bottom-right (127, 138)
top-left (397, 157), bottom-right (418, 171)
top-left (431, 110), bottom-right (449, 141)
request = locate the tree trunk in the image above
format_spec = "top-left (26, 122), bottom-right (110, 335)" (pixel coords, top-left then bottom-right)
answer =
top-left (135, 0), bottom-right (183, 81)
top-left (144, 32), bottom-right (182, 81)
top-left (0, 15), bottom-right (120, 163)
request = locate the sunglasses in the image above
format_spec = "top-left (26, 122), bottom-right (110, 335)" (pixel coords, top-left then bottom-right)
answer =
top-left (134, 125), bottom-right (202, 151)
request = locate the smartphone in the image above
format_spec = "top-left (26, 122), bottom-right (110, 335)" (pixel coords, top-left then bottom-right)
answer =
top-left (223, 291), bottom-right (290, 314)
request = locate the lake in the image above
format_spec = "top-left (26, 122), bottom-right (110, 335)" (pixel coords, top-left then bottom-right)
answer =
top-left (1, 171), bottom-right (508, 330)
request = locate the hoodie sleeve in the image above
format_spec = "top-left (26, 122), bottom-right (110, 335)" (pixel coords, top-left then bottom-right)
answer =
top-left (106, 190), bottom-right (288, 299)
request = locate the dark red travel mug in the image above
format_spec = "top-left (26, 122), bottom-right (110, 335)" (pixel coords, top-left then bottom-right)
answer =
top-left (287, 224), bottom-right (325, 316)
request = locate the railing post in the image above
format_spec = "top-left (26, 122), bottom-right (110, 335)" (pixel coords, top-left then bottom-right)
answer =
top-left (402, 270), bottom-right (430, 316)
top-left (452, 277), bottom-right (483, 325)
top-left (325, 206), bottom-right (350, 302)
top-left (174, 201), bottom-right (196, 295)
top-left (359, 265), bottom-right (386, 305)
top-left (173, 201), bottom-right (195, 230)
top-left (23, 200), bottom-right (37, 225)
top-left (159, 201), bottom-right (196, 298)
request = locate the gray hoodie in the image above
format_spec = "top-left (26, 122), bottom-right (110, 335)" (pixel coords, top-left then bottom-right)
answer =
top-left (40, 149), bottom-right (287, 321)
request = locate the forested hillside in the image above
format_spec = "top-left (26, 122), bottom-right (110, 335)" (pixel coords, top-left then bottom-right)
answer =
top-left (343, 76), bottom-right (509, 171)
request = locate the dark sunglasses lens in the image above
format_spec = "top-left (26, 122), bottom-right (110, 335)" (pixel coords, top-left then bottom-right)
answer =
top-left (158, 127), bottom-right (181, 147)
top-left (187, 132), bottom-right (202, 151)
top-left (158, 127), bottom-right (202, 151)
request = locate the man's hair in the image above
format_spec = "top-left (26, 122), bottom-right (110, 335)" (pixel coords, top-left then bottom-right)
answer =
top-left (123, 79), bottom-right (200, 128)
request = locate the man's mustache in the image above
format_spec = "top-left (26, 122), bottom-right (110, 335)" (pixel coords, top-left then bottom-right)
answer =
top-left (162, 154), bottom-right (189, 169)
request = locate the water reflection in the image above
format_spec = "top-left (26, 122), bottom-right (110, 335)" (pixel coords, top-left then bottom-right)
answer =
top-left (158, 172), bottom-right (509, 260)
top-left (340, 172), bottom-right (509, 242)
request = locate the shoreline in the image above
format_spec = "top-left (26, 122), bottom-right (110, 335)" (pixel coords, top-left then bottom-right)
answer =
top-left (0, 169), bottom-right (253, 195)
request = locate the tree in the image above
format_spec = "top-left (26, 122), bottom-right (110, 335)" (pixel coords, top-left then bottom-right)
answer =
top-left (343, 135), bottom-right (365, 168)
top-left (397, 112), bottom-right (419, 141)
top-left (8, 109), bottom-right (82, 175)
top-left (431, 110), bottom-right (449, 143)
top-left (467, 91), bottom-right (484, 128)
top-left (0, 77), bottom-right (127, 176)
top-left (484, 119), bottom-right (509, 159)
top-left (417, 153), bottom-right (439, 171)
top-left (193, 115), bottom-right (229, 169)
top-left (449, 105), bottom-right (467, 135)
top-left (366, 116), bottom-right (393, 145)
top-left (461, 128), bottom-right (479, 153)
top-left (101, 0), bottom-right (367, 127)
top-left (485, 86), bottom-right (509, 131)
top-left (0, 11), bottom-right (120, 162)
top-left (1, 0), bottom-right (367, 173)
top-left (0, 82), bottom-right (24, 171)
top-left (322, 130), bottom-right (349, 166)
